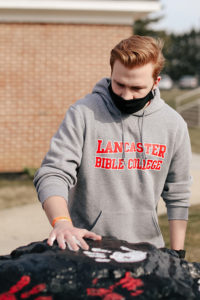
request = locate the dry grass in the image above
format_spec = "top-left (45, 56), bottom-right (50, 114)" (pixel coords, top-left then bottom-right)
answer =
top-left (188, 127), bottom-right (200, 154)
top-left (0, 176), bottom-right (37, 210)
top-left (160, 88), bottom-right (200, 154)
top-left (160, 88), bottom-right (189, 109)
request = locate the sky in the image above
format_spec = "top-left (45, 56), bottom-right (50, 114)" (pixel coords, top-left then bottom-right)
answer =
top-left (150, 0), bottom-right (200, 34)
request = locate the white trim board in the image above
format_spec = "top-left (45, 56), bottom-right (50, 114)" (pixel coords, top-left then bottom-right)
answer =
top-left (0, 1), bottom-right (160, 25)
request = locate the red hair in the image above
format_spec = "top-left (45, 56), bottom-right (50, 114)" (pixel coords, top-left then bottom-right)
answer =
top-left (110, 35), bottom-right (165, 80)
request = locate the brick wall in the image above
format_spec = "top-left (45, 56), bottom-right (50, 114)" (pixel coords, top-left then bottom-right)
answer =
top-left (0, 24), bottom-right (132, 172)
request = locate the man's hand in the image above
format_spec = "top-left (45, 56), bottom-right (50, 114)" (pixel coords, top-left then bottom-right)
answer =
top-left (47, 220), bottom-right (101, 251)
top-left (43, 195), bottom-right (102, 251)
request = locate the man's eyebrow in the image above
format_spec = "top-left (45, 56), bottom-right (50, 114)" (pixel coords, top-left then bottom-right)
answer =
top-left (114, 79), bottom-right (124, 86)
top-left (114, 80), bottom-right (146, 89)
top-left (131, 85), bottom-right (147, 89)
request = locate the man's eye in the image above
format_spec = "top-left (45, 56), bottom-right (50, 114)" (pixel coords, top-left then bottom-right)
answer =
top-left (117, 83), bottom-right (124, 87)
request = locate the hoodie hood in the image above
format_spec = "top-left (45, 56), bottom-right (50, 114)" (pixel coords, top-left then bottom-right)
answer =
top-left (92, 77), bottom-right (165, 117)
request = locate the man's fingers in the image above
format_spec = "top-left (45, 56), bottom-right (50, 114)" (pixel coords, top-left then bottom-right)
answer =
top-left (72, 236), bottom-right (82, 247)
top-left (84, 231), bottom-right (102, 241)
top-left (65, 235), bottom-right (89, 251)
top-left (47, 226), bottom-right (101, 251)
top-left (65, 235), bottom-right (79, 252)
top-left (73, 236), bottom-right (89, 250)
top-left (57, 234), bottom-right (66, 250)
top-left (47, 233), bottom-right (56, 246)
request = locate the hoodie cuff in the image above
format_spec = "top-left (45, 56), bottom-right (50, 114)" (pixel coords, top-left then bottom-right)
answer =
top-left (38, 184), bottom-right (68, 205)
top-left (167, 206), bottom-right (189, 220)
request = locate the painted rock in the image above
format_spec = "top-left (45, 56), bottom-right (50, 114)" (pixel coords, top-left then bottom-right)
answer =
top-left (0, 237), bottom-right (200, 299)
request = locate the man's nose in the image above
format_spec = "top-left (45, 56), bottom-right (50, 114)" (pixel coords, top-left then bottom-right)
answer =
top-left (121, 88), bottom-right (133, 100)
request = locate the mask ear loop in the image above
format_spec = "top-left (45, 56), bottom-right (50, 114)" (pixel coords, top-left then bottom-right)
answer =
top-left (152, 88), bottom-right (156, 97)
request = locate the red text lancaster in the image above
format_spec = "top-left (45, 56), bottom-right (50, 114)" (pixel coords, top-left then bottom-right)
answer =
top-left (95, 139), bottom-right (167, 171)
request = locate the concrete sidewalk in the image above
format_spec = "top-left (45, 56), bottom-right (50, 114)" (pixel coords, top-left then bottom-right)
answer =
top-left (0, 153), bottom-right (199, 256)
top-left (0, 202), bottom-right (51, 256)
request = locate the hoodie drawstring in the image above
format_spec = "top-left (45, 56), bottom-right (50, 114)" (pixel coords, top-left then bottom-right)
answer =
top-left (120, 116), bottom-right (126, 164)
top-left (121, 111), bottom-right (147, 163)
top-left (140, 111), bottom-right (147, 161)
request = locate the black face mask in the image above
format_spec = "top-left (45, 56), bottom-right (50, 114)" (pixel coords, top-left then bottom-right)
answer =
top-left (108, 84), bottom-right (154, 114)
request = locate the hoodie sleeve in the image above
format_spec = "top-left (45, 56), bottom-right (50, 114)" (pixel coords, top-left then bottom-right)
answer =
top-left (33, 105), bottom-right (85, 205)
top-left (161, 120), bottom-right (192, 220)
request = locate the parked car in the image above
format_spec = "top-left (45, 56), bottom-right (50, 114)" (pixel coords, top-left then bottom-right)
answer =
top-left (159, 74), bottom-right (173, 90)
top-left (178, 75), bottom-right (198, 89)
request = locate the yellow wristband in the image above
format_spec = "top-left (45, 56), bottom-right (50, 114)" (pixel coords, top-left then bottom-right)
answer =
top-left (52, 216), bottom-right (72, 227)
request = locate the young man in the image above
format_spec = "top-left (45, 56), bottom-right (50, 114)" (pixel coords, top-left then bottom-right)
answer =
top-left (34, 35), bottom-right (191, 255)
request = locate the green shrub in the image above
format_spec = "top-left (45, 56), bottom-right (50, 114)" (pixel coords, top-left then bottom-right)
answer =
top-left (23, 167), bottom-right (38, 179)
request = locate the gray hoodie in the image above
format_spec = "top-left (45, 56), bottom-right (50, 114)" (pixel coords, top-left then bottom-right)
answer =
top-left (34, 78), bottom-right (192, 248)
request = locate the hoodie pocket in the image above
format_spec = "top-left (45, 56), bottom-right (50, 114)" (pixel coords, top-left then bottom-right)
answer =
top-left (151, 211), bottom-right (162, 236)
top-left (91, 209), bottom-right (163, 246)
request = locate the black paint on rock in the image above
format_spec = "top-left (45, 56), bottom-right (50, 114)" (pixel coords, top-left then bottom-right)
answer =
top-left (0, 237), bottom-right (200, 299)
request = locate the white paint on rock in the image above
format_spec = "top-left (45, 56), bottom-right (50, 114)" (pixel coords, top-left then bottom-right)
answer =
top-left (91, 248), bottom-right (112, 253)
top-left (95, 258), bottom-right (111, 263)
top-left (83, 251), bottom-right (107, 258)
top-left (110, 249), bottom-right (147, 263)
top-left (83, 246), bottom-right (147, 263)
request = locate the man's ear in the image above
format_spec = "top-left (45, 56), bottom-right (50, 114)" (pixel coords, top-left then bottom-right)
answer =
top-left (153, 76), bottom-right (161, 89)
